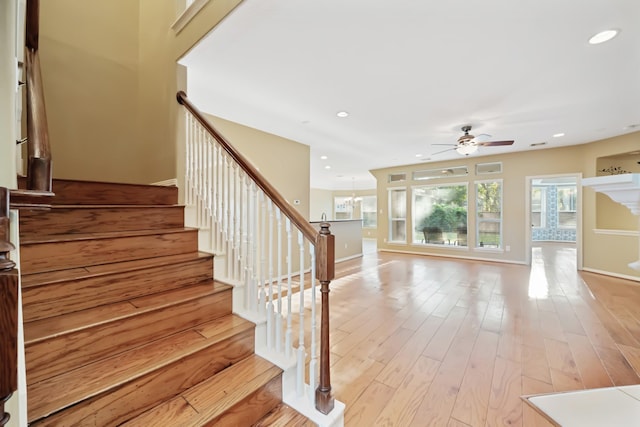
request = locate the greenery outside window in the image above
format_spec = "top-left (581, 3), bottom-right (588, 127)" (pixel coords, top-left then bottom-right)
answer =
top-left (557, 185), bottom-right (577, 228)
top-left (476, 180), bottom-right (502, 249)
top-left (361, 196), bottom-right (377, 228)
top-left (389, 188), bottom-right (406, 243)
top-left (412, 184), bottom-right (468, 246)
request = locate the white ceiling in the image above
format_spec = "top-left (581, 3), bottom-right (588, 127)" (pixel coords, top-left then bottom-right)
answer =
top-left (180, 0), bottom-right (640, 190)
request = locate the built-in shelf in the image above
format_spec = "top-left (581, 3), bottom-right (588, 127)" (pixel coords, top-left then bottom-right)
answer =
top-left (582, 173), bottom-right (640, 271)
top-left (582, 173), bottom-right (640, 215)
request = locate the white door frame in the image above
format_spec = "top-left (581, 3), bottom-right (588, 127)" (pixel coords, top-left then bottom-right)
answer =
top-left (525, 173), bottom-right (583, 269)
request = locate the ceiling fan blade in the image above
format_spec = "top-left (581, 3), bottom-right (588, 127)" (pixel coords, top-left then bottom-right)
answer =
top-left (477, 140), bottom-right (514, 147)
top-left (432, 143), bottom-right (457, 146)
top-left (431, 147), bottom-right (457, 156)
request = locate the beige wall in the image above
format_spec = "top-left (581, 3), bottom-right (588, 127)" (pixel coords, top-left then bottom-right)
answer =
top-left (39, 0), bottom-right (141, 183)
top-left (310, 188), bottom-right (333, 221)
top-left (38, 0), bottom-right (242, 184)
top-left (371, 131), bottom-right (640, 280)
top-left (205, 114), bottom-right (311, 220)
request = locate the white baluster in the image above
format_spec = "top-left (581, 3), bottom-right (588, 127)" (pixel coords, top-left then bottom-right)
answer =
top-left (247, 182), bottom-right (257, 312)
top-left (275, 207), bottom-right (283, 354)
top-left (285, 218), bottom-right (293, 359)
top-left (297, 230), bottom-right (305, 397)
top-left (258, 191), bottom-right (266, 316)
top-left (266, 199), bottom-right (274, 349)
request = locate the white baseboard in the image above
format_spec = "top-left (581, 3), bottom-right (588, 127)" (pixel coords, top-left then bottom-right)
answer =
top-left (581, 267), bottom-right (640, 283)
top-left (150, 178), bottom-right (178, 187)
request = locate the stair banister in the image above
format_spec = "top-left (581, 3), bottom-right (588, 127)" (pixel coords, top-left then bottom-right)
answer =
top-left (177, 91), bottom-right (337, 417)
top-left (177, 91), bottom-right (317, 242)
top-left (25, 0), bottom-right (53, 192)
top-left (0, 187), bottom-right (18, 426)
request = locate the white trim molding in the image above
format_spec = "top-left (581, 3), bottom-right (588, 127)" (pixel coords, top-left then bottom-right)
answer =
top-left (171, 0), bottom-right (211, 34)
top-left (150, 178), bottom-right (178, 187)
top-left (593, 228), bottom-right (639, 237)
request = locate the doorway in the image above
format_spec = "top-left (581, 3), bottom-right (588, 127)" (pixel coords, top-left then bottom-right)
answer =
top-left (525, 174), bottom-right (582, 269)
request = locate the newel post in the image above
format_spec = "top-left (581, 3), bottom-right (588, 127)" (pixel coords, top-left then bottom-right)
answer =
top-left (315, 222), bottom-right (335, 414)
top-left (0, 188), bottom-right (18, 426)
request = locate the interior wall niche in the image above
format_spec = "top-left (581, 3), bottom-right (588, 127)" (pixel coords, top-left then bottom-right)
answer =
top-left (595, 151), bottom-right (640, 230)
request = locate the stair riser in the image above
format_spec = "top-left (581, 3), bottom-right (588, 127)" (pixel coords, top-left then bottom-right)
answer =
top-left (26, 290), bottom-right (232, 384)
top-left (19, 206), bottom-right (185, 237)
top-left (29, 327), bottom-right (255, 426)
top-left (19, 178), bottom-right (178, 205)
top-left (23, 257), bottom-right (214, 322)
top-left (205, 375), bottom-right (283, 427)
top-left (20, 230), bottom-right (198, 274)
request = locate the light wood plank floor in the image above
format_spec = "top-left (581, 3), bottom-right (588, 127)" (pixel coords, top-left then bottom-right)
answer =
top-left (320, 241), bottom-right (640, 426)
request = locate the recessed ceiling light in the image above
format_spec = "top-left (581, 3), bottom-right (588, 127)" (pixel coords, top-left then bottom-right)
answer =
top-left (324, 165), bottom-right (331, 170)
top-left (589, 29), bottom-right (619, 45)
top-left (530, 142), bottom-right (547, 147)
top-left (336, 111), bottom-right (349, 118)
top-left (320, 155), bottom-right (328, 160)
top-left (415, 154), bottom-right (422, 158)
top-left (553, 133), bottom-right (565, 138)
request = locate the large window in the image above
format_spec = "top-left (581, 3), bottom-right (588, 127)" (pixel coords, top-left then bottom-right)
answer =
top-left (476, 180), bottom-right (502, 249)
top-left (388, 188), bottom-right (406, 243)
top-left (361, 196), bottom-right (377, 228)
top-left (412, 184), bottom-right (468, 246)
top-left (557, 185), bottom-right (577, 228)
top-left (531, 186), bottom-right (546, 228)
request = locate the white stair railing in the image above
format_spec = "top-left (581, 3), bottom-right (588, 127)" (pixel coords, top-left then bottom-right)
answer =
top-left (178, 92), bottom-right (344, 427)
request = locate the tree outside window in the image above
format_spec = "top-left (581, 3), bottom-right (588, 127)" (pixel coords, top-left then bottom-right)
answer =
top-left (476, 180), bottom-right (502, 248)
top-left (413, 184), bottom-right (468, 246)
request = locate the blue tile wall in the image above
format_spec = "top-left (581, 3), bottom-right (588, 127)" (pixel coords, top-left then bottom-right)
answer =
top-left (532, 185), bottom-right (576, 242)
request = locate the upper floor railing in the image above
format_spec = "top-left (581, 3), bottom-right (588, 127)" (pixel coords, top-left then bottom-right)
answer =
top-left (177, 91), bottom-right (340, 420)
top-left (24, 0), bottom-right (52, 192)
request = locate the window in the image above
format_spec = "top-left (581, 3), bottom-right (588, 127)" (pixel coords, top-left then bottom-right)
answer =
top-left (412, 184), bottom-right (468, 246)
top-left (388, 188), bottom-right (406, 242)
top-left (476, 180), bottom-right (502, 249)
top-left (531, 186), bottom-right (546, 228)
top-left (557, 185), bottom-right (577, 228)
top-left (476, 162), bottom-right (502, 175)
top-left (334, 196), bottom-right (353, 220)
top-left (412, 166), bottom-right (468, 181)
top-left (361, 196), bottom-right (377, 228)
top-left (388, 173), bottom-right (406, 183)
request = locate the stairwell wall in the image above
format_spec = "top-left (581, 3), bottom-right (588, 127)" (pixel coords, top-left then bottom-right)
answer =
top-left (37, 0), bottom-right (242, 184)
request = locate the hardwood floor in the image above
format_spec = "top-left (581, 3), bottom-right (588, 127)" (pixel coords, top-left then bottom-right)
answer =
top-left (318, 241), bottom-right (640, 426)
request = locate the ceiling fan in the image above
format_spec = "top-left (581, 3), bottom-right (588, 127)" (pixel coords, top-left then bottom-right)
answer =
top-left (433, 125), bottom-right (514, 156)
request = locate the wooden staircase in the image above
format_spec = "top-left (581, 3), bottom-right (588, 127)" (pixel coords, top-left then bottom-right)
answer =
top-left (18, 179), bottom-right (312, 426)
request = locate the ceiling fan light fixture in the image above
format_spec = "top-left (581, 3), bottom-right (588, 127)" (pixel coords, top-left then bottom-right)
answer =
top-left (456, 144), bottom-right (478, 155)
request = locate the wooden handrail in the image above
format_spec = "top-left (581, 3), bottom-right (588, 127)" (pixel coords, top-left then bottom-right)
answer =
top-left (25, 0), bottom-right (52, 192)
top-left (177, 91), bottom-right (335, 414)
top-left (0, 187), bottom-right (18, 427)
top-left (177, 91), bottom-right (317, 243)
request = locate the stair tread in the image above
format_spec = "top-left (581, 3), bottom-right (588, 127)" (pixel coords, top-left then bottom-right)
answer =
top-left (20, 227), bottom-right (196, 245)
top-left (123, 355), bottom-right (282, 426)
top-left (28, 314), bottom-right (253, 421)
top-left (21, 251), bottom-right (214, 288)
top-left (254, 404), bottom-right (317, 427)
top-left (24, 280), bottom-right (230, 344)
